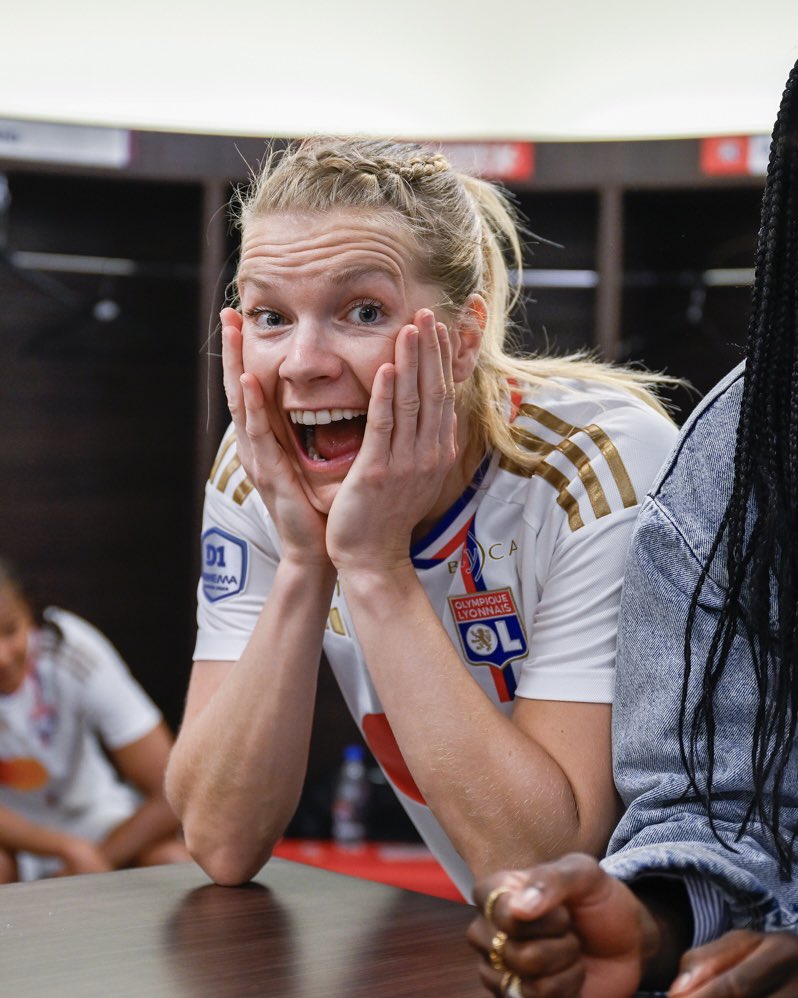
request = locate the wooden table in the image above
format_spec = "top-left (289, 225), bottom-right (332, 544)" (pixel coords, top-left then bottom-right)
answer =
top-left (0, 859), bottom-right (483, 996)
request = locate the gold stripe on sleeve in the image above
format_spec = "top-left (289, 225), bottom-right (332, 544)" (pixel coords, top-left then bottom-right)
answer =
top-left (209, 433), bottom-right (237, 483)
top-left (518, 402), bottom-right (576, 438)
top-left (217, 454), bottom-right (241, 493)
top-left (583, 424), bottom-right (637, 508)
top-left (232, 478), bottom-right (255, 506)
top-left (518, 402), bottom-right (637, 509)
top-left (500, 450), bottom-right (583, 531)
top-left (536, 462), bottom-right (584, 532)
top-left (510, 426), bottom-right (611, 520)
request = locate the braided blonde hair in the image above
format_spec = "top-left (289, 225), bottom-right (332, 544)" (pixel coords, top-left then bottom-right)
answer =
top-left (234, 138), bottom-right (672, 469)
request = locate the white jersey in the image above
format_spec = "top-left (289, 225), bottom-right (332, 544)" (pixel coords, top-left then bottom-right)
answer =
top-left (194, 380), bottom-right (677, 898)
top-left (0, 608), bottom-right (161, 849)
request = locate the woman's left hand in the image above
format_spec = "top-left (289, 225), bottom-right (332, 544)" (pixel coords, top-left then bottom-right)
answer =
top-left (326, 308), bottom-right (457, 572)
top-left (668, 930), bottom-right (798, 997)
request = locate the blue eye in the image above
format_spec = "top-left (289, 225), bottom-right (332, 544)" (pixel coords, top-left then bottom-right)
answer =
top-left (246, 308), bottom-right (284, 329)
top-left (349, 301), bottom-right (383, 324)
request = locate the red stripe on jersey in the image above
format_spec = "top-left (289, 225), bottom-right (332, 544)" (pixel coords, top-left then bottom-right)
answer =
top-left (429, 516), bottom-right (473, 562)
top-left (362, 712), bottom-right (426, 806)
top-left (491, 667), bottom-right (512, 702)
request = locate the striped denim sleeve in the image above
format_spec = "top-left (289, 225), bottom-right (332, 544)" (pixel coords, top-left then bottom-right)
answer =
top-left (683, 874), bottom-right (732, 946)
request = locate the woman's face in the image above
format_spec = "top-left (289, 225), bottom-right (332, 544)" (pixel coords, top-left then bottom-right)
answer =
top-left (0, 584), bottom-right (33, 695)
top-left (236, 209), bottom-right (457, 514)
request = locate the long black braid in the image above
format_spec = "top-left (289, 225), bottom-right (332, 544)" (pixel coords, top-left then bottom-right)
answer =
top-left (681, 60), bottom-right (798, 879)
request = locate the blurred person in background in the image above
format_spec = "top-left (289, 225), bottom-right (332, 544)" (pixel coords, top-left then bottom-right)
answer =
top-left (0, 557), bottom-right (189, 881)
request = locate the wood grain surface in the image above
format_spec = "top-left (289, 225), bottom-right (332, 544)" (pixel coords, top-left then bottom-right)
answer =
top-left (0, 858), bottom-right (483, 997)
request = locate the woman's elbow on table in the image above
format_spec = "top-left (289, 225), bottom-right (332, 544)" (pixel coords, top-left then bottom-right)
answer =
top-left (182, 827), bottom-right (275, 887)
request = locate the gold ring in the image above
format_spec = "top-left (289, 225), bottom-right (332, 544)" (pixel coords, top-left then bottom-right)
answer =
top-left (489, 929), bottom-right (508, 971)
top-left (483, 884), bottom-right (512, 924)
top-left (502, 972), bottom-right (523, 998)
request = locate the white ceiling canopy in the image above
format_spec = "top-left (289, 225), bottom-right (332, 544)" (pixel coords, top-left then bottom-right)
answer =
top-left (3, 1), bottom-right (798, 141)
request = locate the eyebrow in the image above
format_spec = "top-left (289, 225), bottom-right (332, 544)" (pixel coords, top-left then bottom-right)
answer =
top-left (326, 265), bottom-right (402, 288)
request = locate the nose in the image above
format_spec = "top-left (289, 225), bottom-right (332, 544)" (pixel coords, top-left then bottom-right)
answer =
top-left (278, 321), bottom-right (343, 385)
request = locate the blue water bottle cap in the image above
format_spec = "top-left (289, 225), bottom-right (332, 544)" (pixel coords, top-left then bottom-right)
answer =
top-left (343, 744), bottom-right (365, 762)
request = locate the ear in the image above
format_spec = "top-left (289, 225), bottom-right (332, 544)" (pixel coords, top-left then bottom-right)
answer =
top-left (450, 293), bottom-right (486, 383)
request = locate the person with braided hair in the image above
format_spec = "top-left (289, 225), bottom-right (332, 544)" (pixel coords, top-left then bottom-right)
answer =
top-left (467, 59), bottom-right (798, 998)
top-left (165, 138), bottom-right (676, 898)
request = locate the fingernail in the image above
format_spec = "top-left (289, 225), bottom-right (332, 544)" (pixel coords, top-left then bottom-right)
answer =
top-left (669, 971), bottom-right (694, 995)
top-left (514, 886), bottom-right (543, 912)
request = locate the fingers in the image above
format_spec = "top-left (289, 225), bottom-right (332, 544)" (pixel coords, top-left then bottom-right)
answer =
top-left (670, 930), bottom-right (761, 995)
top-left (671, 931), bottom-right (798, 998)
top-left (473, 867), bottom-right (575, 938)
top-left (468, 904), bottom-right (573, 949)
top-left (358, 309), bottom-right (452, 470)
top-left (239, 373), bottom-right (270, 438)
top-left (413, 309), bottom-right (447, 442)
top-left (392, 309), bottom-right (453, 460)
top-left (473, 870), bottom-right (537, 915)
top-left (356, 363), bottom-right (396, 469)
top-left (389, 320), bottom-right (421, 457)
top-left (469, 873), bottom-right (580, 997)
top-left (470, 925), bottom-right (584, 997)
top-left (483, 855), bottom-right (609, 926)
top-left (221, 306), bottom-right (290, 482)
top-left (239, 373), bottom-right (292, 481)
top-left (435, 320), bottom-right (457, 457)
top-left (221, 307), bottom-right (245, 431)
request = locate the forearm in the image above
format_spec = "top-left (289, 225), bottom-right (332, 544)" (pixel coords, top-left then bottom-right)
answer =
top-left (166, 559), bottom-right (336, 883)
top-left (0, 804), bottom-right (77, 860)
top-left (339, 564), bottom-right (612, 877)
top-left (99, 796), bottom-right (180, 869)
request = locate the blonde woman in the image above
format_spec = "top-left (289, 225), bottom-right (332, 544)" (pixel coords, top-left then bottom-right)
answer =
top-left (165, 138), bottom-right (677, 899)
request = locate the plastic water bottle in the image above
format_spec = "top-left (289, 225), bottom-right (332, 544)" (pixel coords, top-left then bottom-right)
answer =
top-left (332, 744), bottom-right (369, 847)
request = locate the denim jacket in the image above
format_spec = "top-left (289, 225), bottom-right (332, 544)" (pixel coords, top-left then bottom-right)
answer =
top-left (602, 362), bottom-right (798, 940)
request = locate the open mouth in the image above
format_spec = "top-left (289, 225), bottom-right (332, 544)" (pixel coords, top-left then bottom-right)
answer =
top-left (289, 408), bottom-right (368, 463)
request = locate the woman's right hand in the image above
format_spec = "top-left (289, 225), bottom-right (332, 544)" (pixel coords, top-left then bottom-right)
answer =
top-left (469, 855), bottom-right (658, 998)
top-left (221, 308), bottom-right (330, 566)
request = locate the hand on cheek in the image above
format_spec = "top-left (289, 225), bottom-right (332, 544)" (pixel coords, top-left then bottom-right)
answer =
top-left (219, 308), bottom-right (330, 566)
top-left (326, 308), bottom-right (458, 572)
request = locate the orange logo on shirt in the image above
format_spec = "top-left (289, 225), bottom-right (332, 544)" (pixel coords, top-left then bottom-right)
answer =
top-left (0, 757), bottom-right (49, 790)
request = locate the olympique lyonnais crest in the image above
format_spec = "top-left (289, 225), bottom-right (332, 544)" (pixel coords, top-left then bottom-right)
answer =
top-left (448, 588), bottom-right (528, 669)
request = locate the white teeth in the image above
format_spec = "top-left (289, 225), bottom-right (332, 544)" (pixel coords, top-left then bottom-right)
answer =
top-left (289, 408), bottom-right (366, 425)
